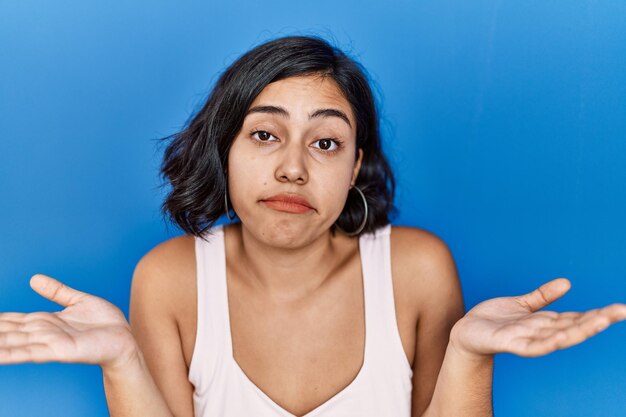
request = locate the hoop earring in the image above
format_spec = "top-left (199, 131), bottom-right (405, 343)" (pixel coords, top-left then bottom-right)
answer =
top-left (224, 181), bottom-right (236, 221)
top-left (335, 185), bottom-right (368, 236)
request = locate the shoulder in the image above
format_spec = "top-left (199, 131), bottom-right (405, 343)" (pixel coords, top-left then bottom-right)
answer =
top-left (390, 225), bottom-right (451, 256)
top-left (389, 225), bottom-right (465, 320)
top-left (130, 234), bottom-right (196, 319)
top-left (389, 225), bottom-right (457, 277)
top-left (134, 234), bottom-right (196, 277)
top-left (128, 235), bottom-right (198, 416)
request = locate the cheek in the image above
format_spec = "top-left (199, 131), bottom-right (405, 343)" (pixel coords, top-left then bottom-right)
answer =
top-left (227, 141), bottom-right (267, 198)
top-left (315, 168), bottom-right (354, 212)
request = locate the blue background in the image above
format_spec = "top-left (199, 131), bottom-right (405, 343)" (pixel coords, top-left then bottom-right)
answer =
top-left (1, 1), bottom-right (625, 416)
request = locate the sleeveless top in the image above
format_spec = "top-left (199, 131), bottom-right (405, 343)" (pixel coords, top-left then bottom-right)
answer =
top-left (188, 223), bottom-right (413, 416)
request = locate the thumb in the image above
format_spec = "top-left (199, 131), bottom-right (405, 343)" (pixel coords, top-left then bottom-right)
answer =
top-left (516, 277), bottom-right (571, 312)
top-left (30, 274), bottom-right (90, 308)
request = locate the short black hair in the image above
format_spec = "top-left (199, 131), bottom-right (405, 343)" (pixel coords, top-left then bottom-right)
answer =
top-left (159, 34), bottom-right (397, 238)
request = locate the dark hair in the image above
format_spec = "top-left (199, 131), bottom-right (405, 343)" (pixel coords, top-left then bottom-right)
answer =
top-left (159, 35), bottom-right (397, 238)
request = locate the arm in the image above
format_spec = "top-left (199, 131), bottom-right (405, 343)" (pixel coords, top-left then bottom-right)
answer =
top-left (404, 231), bottom-right (493, 416)
top-left (419, 342), bottom-right (494, 417)
top-left (0, 274), bottom-right (175, 417)
top-left (103, 236), bottom-right (197, 416)
top-left (422, 275), bottom-right (626, 417)
top-left (126, 235), bottom-right (197, 417)
top-left (393, 229), bottom-right (478, 417)
top-left (102, 348), bottom-right (174, 417)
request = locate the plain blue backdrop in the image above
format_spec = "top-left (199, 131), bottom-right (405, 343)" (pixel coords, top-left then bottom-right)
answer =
top-left (1, 1), bottom-right (625, 416)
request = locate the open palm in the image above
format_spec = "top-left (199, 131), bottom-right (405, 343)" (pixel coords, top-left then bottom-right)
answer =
top-left (450, 278), bottom-right (626, 358)
top-left (0, 274), bottom-right (136, 370)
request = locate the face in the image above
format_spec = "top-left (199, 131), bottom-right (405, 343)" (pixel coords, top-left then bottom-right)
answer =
top-left (227, 74), bottom-right (363, 248)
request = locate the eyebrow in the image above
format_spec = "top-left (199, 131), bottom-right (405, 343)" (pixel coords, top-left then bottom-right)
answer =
top-left (245, 105), bottom-right (352, 128)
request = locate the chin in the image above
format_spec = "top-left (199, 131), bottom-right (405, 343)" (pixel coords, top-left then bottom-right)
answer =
top-left (247, 218), bottom-right (318, 248)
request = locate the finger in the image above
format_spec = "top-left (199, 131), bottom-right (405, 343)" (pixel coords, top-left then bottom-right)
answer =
top-left (0, 313), bottom-right (53, 330)
top-left (528, 311), bottom-right (582, 330)
top-left (516, 278), bottom-right (571, 312)
top-left (528, 312), bottom-right (580, 330)
top-left (522, 312), bottom-right (614, 356)
top-left (0, 320), bottom-right (22, 332)
top-left (528, 304), bottom-right (626, 338)
top-left (1, 314), bottom-right (68, 334)
top-left (532, 313), bottom-right (597, 338)
top-left (0, 329), bottom-right (66, 347)
top-left (0, 331), bottom-right (32, 346)
top-left (0, 313), bottom-right (28, 321)
top-left (0, 343), bottom-right (55, 364)
top-left (596, 303), bottom-right (626, 325)
top-left (29, 274), bottom-right (89, 308)
top-left (532, 311), bottom-right (580, 321)
top-left (17, 318), bottom-right (57, 332)
top-left (527, 311), bottom-right (583, 329)
top-left (557, 304), bottom-right (626, 329)
top-left (552, 313), bottom-right (611, 348)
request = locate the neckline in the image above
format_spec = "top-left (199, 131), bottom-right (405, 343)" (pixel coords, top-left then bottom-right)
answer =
top-left (219, 224), bottom-right (369, 417)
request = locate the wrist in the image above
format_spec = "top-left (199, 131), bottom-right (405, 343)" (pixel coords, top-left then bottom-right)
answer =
top-left (101, 337), bottom-right (144, 377)
top-left (449, 321), bottom-right (495, 364)
top-left (447, 340), bottom-right (495, 365)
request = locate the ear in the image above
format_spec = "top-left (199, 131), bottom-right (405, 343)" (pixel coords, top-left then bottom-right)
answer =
top-left (351, 148), bottom-right (364, 186)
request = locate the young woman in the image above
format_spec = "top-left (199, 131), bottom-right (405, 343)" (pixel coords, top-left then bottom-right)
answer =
top-left (1, 35), bottom-right (625, 417)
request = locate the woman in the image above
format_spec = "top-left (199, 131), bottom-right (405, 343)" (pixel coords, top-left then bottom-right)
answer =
top-left (1, 35), bottom-right (625, 417)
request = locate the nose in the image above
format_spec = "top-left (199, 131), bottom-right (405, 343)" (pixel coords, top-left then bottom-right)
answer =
top-left (275, 141), bottom-right (308, 185)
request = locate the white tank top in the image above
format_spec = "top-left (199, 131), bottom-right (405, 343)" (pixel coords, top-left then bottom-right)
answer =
top-left (188, 223), bottom-right (413, 416)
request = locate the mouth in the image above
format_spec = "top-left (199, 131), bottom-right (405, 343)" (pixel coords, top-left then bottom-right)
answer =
top-left (260, 193), bottom-right (315, 214)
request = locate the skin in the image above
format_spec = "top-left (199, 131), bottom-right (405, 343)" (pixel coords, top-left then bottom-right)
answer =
top-left (0, 74), bottom-right (625, 417)
top-left (224, 74), bottom-right (364, 298)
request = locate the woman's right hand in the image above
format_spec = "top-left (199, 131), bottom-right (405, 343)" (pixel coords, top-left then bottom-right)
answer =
top-left (0, 274), bottom-right (138, 371)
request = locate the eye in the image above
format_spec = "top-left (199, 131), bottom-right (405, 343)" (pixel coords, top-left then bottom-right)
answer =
top-left (250, 130), bottom-right (278, 143)
top-left (312, 138), bottom-right (344, 154)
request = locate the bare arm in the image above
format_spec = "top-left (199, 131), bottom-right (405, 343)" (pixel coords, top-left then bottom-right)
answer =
top-left (104, 235), bottom-right (198, 416)
top-left (103, 347), bottom-right (174, 417)
top-left (401, 230), bottom-right (493, 417)
top-left (127, 236), bottom-right (197, 417)
top-left (395, 229), bottom-right (467, 417)
top-left (0, 274), bottom-right (174, 417)
top-left (420, 344), bottom-right (494, 417)
top-left (421, 276), bottom-right (626, 417)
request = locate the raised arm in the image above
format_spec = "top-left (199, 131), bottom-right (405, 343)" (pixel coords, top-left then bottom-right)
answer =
top-left (0, 274), bottom-right (174, 417)
top-left (422, 277), bottom-right (626, 417)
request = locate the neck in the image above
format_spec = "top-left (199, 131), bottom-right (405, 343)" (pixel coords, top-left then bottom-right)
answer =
top-left (226, 222), bottom-right (353, 302)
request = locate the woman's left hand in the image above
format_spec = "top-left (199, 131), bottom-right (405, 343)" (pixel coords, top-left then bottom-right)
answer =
top-left (449, 278), bottom-right (626, 359)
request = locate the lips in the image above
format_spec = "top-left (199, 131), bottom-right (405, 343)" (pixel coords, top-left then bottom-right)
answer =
top-left (260, 193), bottom-right (314, 214)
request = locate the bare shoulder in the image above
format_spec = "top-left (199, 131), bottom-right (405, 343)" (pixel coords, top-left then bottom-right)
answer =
top-left (390, 225), bottom-right (458, 280)
top-left (134, 234), bottom-right (195, 274)
top-left (130, 234), bottom-right (196, 320)
top-left (389, 225), bottom-right (465, 320)
top-left (129, 235), bottom-right (198, 416)
top-left (135, 234), bottom-right (195, 273)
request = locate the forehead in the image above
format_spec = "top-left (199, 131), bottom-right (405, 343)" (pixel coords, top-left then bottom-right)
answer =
top-left (248, 75), bottom-right (355, 126)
